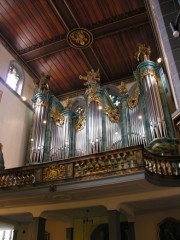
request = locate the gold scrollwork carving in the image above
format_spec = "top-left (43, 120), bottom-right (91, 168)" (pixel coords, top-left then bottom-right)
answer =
top-left (140, 69), bottom-right (159, 81)
top-left (65, 97), bottom-right (72, 109)
top-left (50, 108), bottom-right (64, 126)
top-left (127, 85), bottom-right (140, 109)
top-left (75, 111), bottom-right (86, 131)
top-left (119, 81), bottom-right (128, 95)
top-left (86, 87), bottom-right (96, 95)
top-left (88, 95), bottom-right (102, 107)
top-left (104, 104), bottom-right (120, 123)
top-left (34, 98), bottom-right (48, 110)
top-left (43, 165), bottom-right (65, 181)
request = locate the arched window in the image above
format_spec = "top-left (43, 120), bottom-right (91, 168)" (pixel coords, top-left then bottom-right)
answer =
top-left (6, 60), bottom-right (24, 95)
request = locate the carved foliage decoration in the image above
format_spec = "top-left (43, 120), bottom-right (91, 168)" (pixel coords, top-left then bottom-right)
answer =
top-left (140, 69), bottom-right (159, 82)
top-left (43, 165), bottom-right (65, 181)
top-left (104, 104), bottom-right (120, 123)
top-left (88, 95), bottom-right (102, 107)
top-left (79, 69), bottom-right (100, 87)
top-left (75, 111), bottom-right (86, 131)
top-left (119, 82), bottom-right (128, 95)
top-left (127, 85), bottom-right (140, 110)
top-left (50, 108), bottom-right (64, 126)
top-left (67, 28), bottom-right (93, 49)
top-left (34, 98), bottom-right (48, 110)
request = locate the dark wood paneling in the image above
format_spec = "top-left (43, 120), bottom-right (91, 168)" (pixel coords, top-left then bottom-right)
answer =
top-left (30, 49), bottom-right (90, 95)
top-left (0, 0), bottom-right (66, 50)
top-left (0, 0), bottom-right (159, 96)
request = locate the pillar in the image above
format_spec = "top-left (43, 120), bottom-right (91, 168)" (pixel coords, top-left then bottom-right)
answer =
top-left (66, 227), bottom-right (73, 240)
top-left (128, 222), bottom-right (136, 240)
top-left (108, 210), bottom-right (121, 240)
top-left (13, 230), bottom-right (18, 240)
top-left (33, 217), bottom-right (46, 240)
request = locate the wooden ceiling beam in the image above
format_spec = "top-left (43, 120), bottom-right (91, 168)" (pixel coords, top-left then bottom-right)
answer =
top-left (91, 12), bottom-right (149, 38)
top-left (20, 12), bottom-right (149, 62)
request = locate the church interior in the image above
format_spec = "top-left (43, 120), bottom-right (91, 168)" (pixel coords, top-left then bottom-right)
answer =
top-left (0, 0), bottom-right (180, 240)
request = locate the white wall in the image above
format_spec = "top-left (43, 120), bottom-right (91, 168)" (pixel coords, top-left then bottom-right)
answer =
top-left (0, 42), bottom-right (34, 168)
top-left (135, 207), bottom-right (180, 240)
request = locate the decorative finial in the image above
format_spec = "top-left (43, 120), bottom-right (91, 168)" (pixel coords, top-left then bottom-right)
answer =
top-left (119, 81), bottom-right (128, 95)
top-left (134, 43), bottom-right (151, 62)
top-left (79, 68), bottom-right (100, 87)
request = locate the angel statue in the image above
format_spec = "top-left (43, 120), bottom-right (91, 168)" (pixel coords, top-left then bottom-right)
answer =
top-left (35, 72), bottom-right (50, 93)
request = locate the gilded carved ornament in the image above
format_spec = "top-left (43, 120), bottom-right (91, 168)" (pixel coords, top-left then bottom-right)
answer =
top-left (34, 98), bottom-right (48, 110)
top-left (65, 97), bottom-right (72, 109)
top-left (86, 87), bottom-right (96, 95)
top-left (88, 95), bottom-right (102, 107)
top-left (50, 108), bottom-right (64, 126)
top-left (67, 28), bottom-right (93, 49)
top-left (127, 86), bottom-right (140, 110)
top-left (140, 69), bottom-right (159, 82)
top-left (119, 81), bottom-right (128, 95)
top-left (134, 43), bottom-right (151, 62)
top-left (104, 104), bottom-right (120, 123)
top-left (75, 111), bottom-right (86, 132)
top-left (43, 165), bottom-right (65, 181)
top-left (79, 68), bottom-right (100, 87)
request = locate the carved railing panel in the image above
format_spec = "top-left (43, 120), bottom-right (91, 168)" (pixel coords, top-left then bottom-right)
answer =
top-left (143, 148), bottom-right (180, 186)
top-left (0, 146), bottom-right (144, 189)
top-left (144, 149), bottom-right (180, 176)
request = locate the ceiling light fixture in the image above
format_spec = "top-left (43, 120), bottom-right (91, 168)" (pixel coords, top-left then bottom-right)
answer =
top-left (170, 12), bottom-right (180, 38)
top-left (157, 57), bottom-right (162, 63)
top-left (83, 209), bottom-right (93, 224)
top-left (21, 96), bottom-right (27, 101)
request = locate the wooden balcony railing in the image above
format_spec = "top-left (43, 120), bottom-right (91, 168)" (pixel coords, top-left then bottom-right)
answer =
top-left (143, 148), bottom-right (180, 186)
top-left (1, 145), bottom-right (179, 189)
top-left (0, 145), bottom-right (144, 189)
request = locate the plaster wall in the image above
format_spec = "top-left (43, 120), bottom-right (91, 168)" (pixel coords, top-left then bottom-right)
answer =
top-left (0, 42), bottom-right (34, 168)
top-left (46, 220), bottom-right (67, 240)
top-left (135, 208), bottom-right (180, 240)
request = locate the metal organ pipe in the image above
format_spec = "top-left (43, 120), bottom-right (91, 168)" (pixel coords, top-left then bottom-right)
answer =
top-left (88, 101), bottom-right (103, 154)
top-left (143, 74), bottom-right (168, 139)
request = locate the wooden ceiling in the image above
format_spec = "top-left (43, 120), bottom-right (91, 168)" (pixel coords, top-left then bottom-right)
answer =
top-left (0, 0), bottom-right (159, 97)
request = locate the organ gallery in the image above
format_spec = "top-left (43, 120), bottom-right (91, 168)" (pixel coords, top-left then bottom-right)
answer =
top-left (28, 44), bottom-right (176, 165)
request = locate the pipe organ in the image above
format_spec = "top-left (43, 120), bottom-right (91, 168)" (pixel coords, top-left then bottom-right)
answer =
top-left (28, 44), bottom-right (175, 164)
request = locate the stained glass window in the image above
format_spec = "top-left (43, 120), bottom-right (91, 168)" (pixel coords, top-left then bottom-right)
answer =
top-left (109, 94), bottom-right (120, 107)
top-left (6, 60), bottom-right (24, 95)
top-left (6, 66), bottom-right (20, 91)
